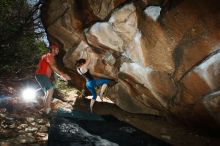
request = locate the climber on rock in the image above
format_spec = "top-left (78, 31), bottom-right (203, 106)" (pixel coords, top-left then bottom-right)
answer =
top-left (75, 47), bottom-right (111, 113)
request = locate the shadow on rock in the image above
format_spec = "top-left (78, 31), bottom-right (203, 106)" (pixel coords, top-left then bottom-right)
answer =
top-left (48, 109), bottom-right (171, 146)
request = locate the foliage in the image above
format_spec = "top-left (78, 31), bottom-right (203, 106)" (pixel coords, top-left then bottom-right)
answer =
top-left (55, 79), bottom-right (73, 92)
top-left (0, 0), bottom-right (47, 76)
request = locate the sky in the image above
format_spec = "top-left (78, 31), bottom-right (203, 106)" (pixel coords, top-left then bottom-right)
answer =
top-left (27, 0), bottom-right (49, 46)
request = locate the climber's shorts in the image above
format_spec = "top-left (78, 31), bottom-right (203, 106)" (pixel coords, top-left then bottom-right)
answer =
top-left (86, 79), bottom-right (110, 100)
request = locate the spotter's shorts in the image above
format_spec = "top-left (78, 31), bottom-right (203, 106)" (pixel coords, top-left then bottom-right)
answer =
top-left (35, 74), bottom-right (54, 92)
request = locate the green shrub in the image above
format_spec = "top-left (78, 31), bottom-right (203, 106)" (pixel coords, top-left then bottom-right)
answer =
top-left (0, 0), bottom-right (47, 76)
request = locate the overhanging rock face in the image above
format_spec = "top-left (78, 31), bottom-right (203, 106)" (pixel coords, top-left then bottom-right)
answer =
top-left (41, 0), bottom-right (220, 130)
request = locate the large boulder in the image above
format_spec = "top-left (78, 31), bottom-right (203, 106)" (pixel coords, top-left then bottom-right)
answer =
top-left (41, 0), bottom-right (220, 131)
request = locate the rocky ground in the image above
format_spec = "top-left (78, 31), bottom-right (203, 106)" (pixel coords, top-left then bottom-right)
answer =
top-left (0, 77), bottom-right (220, 146)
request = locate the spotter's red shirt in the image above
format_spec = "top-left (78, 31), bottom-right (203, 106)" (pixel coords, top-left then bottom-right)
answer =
top-left (36, 53), bottom-right (54, 78)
